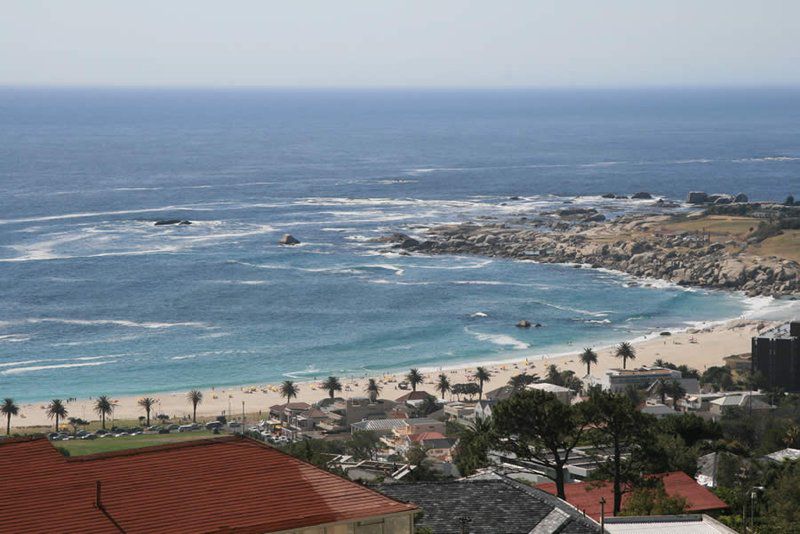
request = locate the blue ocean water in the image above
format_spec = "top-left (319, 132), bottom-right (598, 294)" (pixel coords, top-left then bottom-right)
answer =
top-left (1, 88), bottom-right (799, 402)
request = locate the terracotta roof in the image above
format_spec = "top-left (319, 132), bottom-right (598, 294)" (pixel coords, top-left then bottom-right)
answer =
top-left (536, 471), bottom-right (728, 520)
top-left (409, 432), bottom-right (447, 442)
top-left (0, 435), bottom-right (416, 533)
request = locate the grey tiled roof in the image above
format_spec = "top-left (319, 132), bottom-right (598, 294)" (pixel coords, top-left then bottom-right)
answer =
top-left (374, 475), bottom-right (599, 534)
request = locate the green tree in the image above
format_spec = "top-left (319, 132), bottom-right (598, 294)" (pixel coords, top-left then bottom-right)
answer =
top-left (94, 396), bottom-right (114, 429)
top-left (280, 380), bottom-right (299, 403)
top-left (406, 368), bottom-right (424, 392)
top-left (580, 348), bottom-right (598, 376)
top-left (365, 378), bottom-right (382, 403)
top-left (453, 417), bottom-right (495, 476)
top-left (435, 373), bottom-right (451, 399)
top-left (1, 398), bottom-right (19, 435)
top-left (322, 376), bottom-right (343, 400)
top-left (46, 399), bottom-right (68, 432)
top-left (492, 389), bottom-right (587, 499)
top-left (615, 341), bottom-right (636, 369)
top-left (67, 417), bottom-right (89, 435)
top-left (348, 430), bottom-right (380, 460)
top-left (583, 388), bottom-right (654, 514)
top-left (405, 443), bottom-right (438, 481)
top-left (621, 484), bottom-right (687, 516)
top-left (508, 373), bottom-right (539, 390)
top-left (763, 463), bottom-right (800, 531)
top-left (187, 390), bottom-right (203, 422)
top-left (473, 367), bottom-right (492, 399)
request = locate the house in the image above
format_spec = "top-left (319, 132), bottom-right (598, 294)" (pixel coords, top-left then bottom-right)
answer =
top-left (473, 399), bottom-right (496, 420)
top-left (269, 401), bottom-right (311, 423)
top-left (395, 391), bottom-right (436, 404)
top-left (604, 514), bottom-right (737, 533)
top-left (536, 471), bottom-right (728, 521)
top-left (640, 402), bottom-right (675, 418)
top-left (723, 353), bottom-right (752, 373)
top-left (375, 473), bottom-right (600, 533)
top-left (0, 435), bottom-right (417, 533)
top-left (602, 367), bottom-right (683, 392)
top-left (351, 418), bottom-right (408, 436)
top-left (395, 417), bottom-right (446, 437)
top-left (762, 447), bottom-right (800, 463)
top-left (405, 432), bottom-right (456, 462)
top-left (708, 394), bottom-right (773, 417)
top-left (530, 382), bottom-right (574, 403)
top-left (443, 401), bottom-right (476, 422)
top-left (340, 397), bottom-right (399, 427)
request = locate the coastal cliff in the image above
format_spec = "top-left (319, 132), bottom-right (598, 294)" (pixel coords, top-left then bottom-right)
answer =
top-left (387, 207), bottom-right (800, 297)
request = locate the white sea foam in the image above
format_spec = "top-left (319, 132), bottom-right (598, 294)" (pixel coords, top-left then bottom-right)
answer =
top-left (0, 334), bottom-right (30, 343)
top-left (465, 327), bottom-right (530, 350)
top-left (0, 318), bottom-right (211, 329)
top-left (1, 360), bottom-right (115, 375)
top-left (470, 312), bottom-right (489, 318)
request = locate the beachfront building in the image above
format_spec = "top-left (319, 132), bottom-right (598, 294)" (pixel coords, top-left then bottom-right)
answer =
top-left (708, 393), bottom-right (774, 418)
top-left (601, 366), bottom-right (683, 392)
top-left (351, 417), bottom-right (407, 436)
top-left (752, 321), bottom-right (800, 391)
top-left (0, 435), bottom-right (417, 533)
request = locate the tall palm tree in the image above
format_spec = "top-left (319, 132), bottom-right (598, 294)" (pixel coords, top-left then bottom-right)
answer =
top-left (94, 396), bottom-right (114, 429)
top-left (321, 376), bottom-right (343, 400)
top-left (580, 348), bottom-right (598, 376)
top-left (280, 380), bottom-right (299, 403)
top-left (436, 373), bottom-right (451, 399)
top-left (365, 378), bottom-right (382, 403)
top-left (187, 390), bottom-right (203, 422)
top-left (615, 341), bottom-right (636, 369)
top-left (138, 397), bottom-right (156, 426)
top-left (1, 398), bottom-right (19, 435)
top-left (46, 399), bottom-right (68, 432)
top-left (406, 368), bottom-right (424, 392)
top-left (473, 367), bottom-right (492, 400)
top-left (666, 380), bottom-right (686, 411)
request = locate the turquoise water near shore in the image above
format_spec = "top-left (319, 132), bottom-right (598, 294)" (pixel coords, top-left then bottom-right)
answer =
top-left (1, 88), bottom-right (799, 402)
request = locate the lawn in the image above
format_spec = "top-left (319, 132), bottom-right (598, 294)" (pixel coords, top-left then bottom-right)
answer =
top-left (57, 430), bottom-right (223, 456)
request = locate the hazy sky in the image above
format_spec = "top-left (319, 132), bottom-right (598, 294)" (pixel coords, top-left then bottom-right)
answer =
top-left (2, 0), bottom-right (799, 88)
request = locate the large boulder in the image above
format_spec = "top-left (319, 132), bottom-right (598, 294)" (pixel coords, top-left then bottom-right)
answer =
top-left (687, 191), bottom-right (708, 204)
top-left (155, 219), bottom-right (191, 226)
top-left (516, 320), bottom-right (532, 328)
top-left (631, 192), bottom-right (653, 199)
top-left (279, 234), bottom-right (301, 245)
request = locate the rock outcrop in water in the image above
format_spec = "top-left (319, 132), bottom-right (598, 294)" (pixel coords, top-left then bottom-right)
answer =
top-left (279, 234), bottom-right (301, 245)
top-left (389, 214), bottom-right (800, 297)
top-left (154, 219), bottom-right (191, 226)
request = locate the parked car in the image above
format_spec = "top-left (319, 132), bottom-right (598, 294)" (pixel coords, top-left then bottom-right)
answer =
top-left (205, 421), bottom-right (223, 430)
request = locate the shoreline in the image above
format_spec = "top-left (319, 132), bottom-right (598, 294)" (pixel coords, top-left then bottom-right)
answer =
top-left (11, 317), bottom-right (769, 430)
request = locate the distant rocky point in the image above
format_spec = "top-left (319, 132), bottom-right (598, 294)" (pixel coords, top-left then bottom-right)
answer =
top-left (279, 234), bottom-right (301, 245)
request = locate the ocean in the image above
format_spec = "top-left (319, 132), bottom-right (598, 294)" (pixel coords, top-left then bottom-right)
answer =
top-left (1, 87), bottom-right (799, 402)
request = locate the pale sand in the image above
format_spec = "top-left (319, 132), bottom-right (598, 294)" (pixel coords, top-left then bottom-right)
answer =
top-left (12, 319), bottom-right (766, 429)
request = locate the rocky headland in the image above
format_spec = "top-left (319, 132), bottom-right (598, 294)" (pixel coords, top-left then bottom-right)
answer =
top-left (382, 198), bottom-right (800, 297)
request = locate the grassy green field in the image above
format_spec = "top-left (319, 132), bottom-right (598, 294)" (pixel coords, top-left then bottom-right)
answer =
top-left (57, 430), bottom-right (222, 456)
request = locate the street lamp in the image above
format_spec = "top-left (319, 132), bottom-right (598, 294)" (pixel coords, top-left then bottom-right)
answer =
top-left (599, 497), bottom-right (606, 533)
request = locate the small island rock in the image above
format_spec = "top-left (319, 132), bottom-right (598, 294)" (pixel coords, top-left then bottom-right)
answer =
top-left (279, 234), bottom-right (301, 245)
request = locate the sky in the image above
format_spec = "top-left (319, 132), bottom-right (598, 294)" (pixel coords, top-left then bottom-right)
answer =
top-left (1, 0), bottom-right (799, 88)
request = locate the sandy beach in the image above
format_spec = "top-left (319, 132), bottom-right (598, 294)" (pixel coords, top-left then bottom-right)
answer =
top-left (11, 318), bottom-right (766, 430)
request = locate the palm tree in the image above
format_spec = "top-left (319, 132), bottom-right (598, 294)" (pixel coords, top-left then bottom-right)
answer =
top-left (1, 398), bottom-right (19, 435)
top-left (615, 341), bottom-right (636, 369)
top-left (280, 380), bottom-right (299, 403)
top-left (46, 399), bottom-right (68, 432)
top-left (94, 396), bottom-right (114, 429)
top-left (321, 376), bottom-right (343, 400)
top-left (406, 368), bottom-right (424, 392)
top-left (580, 348), bottom-right (598, 376)
top-left (187, 390), bottom-right (203, 422)
top-left (508, 373), bottom-right (539, 390)
top-left (365, 378), bottom-right (382, 403)
top-left (473, 367), bottom-right (492, 400)
top-left (435, 373), bottom-right (451, 399)
top-left (138, 397), bottom-right (156, 426)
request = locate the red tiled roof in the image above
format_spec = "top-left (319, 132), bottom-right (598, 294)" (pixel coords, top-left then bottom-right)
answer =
top-left (536, 471), bottom-right (727, 520)
top-left (409, 432), bottom-right (447, 443)
top-left (0, 435), bottom-right (416, 533)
